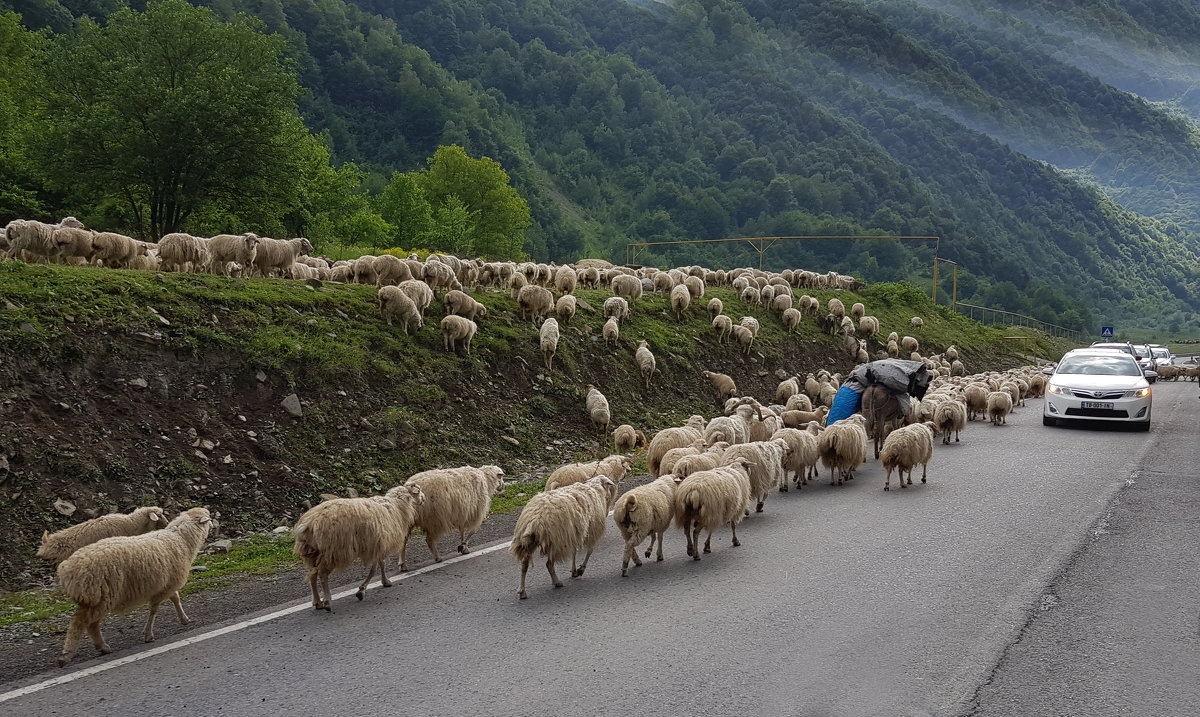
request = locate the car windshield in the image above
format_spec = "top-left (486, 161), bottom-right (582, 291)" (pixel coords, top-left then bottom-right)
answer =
top-left (1152, 348), bottom-right (1170, 359)
top-left (1092, 344), bottom-right (1132, 354)
top-left (1057, 355), bottom-right (1143, 376)
top-left (1132, 346), bottom-right (1149, 358)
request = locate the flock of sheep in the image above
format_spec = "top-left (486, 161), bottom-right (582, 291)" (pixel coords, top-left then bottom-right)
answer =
top-left (13, 214), bottom-right (1061, 667)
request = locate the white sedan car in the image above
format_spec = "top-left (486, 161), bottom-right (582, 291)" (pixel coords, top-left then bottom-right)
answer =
top-left (1043, 349), bottom-right (1153, 431)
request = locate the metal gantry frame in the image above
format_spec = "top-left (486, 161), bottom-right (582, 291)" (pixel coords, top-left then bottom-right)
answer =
top-left (624, 235), bottom-right (940, 270)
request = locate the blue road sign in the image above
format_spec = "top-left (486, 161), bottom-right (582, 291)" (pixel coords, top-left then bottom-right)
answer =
top-left (1101, 326), bottom-right (1114, 338)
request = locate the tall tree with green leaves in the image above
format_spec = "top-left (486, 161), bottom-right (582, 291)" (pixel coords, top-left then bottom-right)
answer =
top-left (418, 145), bottom-right (531, 260)
top-left (377, 171), bottom-right (434, 249)
top-left (0, 11), bottom-right (45, 219)
top-left (36, 0), bottom-right (314, 239)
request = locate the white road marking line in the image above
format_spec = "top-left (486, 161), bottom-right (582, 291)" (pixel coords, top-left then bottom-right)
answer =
top-left (0, 540), bottom-right (514, 704)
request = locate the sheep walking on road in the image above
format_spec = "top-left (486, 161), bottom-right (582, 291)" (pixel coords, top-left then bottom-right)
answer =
top-left (880, 422), bottom-right (936, 491)
top-left (402, 465), bottom-right (505, 569)
top-left (38, 506), bottom-right (165, 564)
top-left (511, 475), bottom-right (617, 599)
top-left (673, 458), bottom-right (754, 560)
top-left (613, 475), bottom-right (678, 576)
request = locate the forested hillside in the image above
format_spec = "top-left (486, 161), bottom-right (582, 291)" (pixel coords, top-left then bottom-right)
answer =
top-left (3, 0), bottom-right (1199, 332)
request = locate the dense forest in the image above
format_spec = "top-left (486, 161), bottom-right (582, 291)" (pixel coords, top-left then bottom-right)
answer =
top-left (2, 0), bottom-right (1199, 332)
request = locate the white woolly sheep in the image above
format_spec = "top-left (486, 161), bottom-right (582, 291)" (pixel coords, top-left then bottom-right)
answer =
top-left (554, 267), bottom-right (577, 295)
top-left (373, 254), bottom-right (413, 285)
top-left (731, 325), bottom-right (755, 355)
top-left (53, 225), bottom-right (96, 264)
top-left (509, 271), bottom-right (528, 298)
top-left (739, 315), bottom-right (760, 337)
top-left (886, 339), bottom-right (900, 357)
top-left (880, 421), bottom-right (935, 491)
top-left (910, 316), bottom-right (924, 329)
top-left (402, 465), bottom-right (504, 568)
top-left (817, 413), bottom-right (868, 485)
top-left (91, 231), bottom-right (146, 270)
top-left (945, 345), bottom-right (959, 361)
top-left (603, 316), bottom-right (620, 346)
top-left (781, 406), bottom-right (828, 428)
top-left (613, 475), bottom-right (677, 575)
top-left (293, 484), bottom-right (425, 611)
top-left (56, 507), bottom-right (214, 666)
top-left (603, 296), bottom-right (630, 324)
top-left (586, 384), bottom-right (611, 434)
top-left (206, 233), bottom-right (258, 276)
top-left (773, 425), bottom-right (820, 488)
top-left (555, 294), bottom-right (576, 325)
top-left (378, 285), bottom-right (423, 334)
top-left (440, 315), bottom-right (478, 354)
top-left (611, 273), bottom-right (644, 301)
top-left (684, 275), bottom-right (705, 300)
top-left (703, 370), bottom-right (738, 404)
top-left (443, 289), bottom-right (488, 321)
top-left (933, 399), bottom-right (967, 444)
top-left (612, 424), bottom-right (647, 454)
top-left (517, 284), bottom-right (554, 324)
top-left (668, 442), bottom-right (730, 479)
top-left (707, 297), bottom-right (723, 319)
top-left (38, 506), bottom-right (165, 564)
top-left (398, 279), bottom-right (435, 317)
top-left (901, 335), bottom-right (919, 353)
top-left (723, 438), bottom-right (790, 513)
top-left (859, 315), bottom-right (879, 338)
top-left (540, 318), bottom-right (560, 371)
top-left (782, 307), bottom-right (802, 333)
top-left (635, 340), bottom-right (656, 389)
top-left (251, 237), bottom-right (312, 278)
top-left (511, 475), bottom-right (617, 598)
top-left (785, 393), bottom-right (814, 412)
top-left (851, 302), bottom-right (865, 321)
top-left (673, 457), bottom-right (754, 560)
top-left (987, 391), bottom-right (1013, 425)
top-left (157, 233), bottom-right (207, 272)
top-left (776, 376), bottom-right (800, 403)
top-left (963, 383), bottom-right (989, 421)
top-left (828, 298), bottom-right (846, 319)
top-left (5, 219), bottom-right (57, 261)
top-left (546, 454), bottom-right (631, 491)
top-left (645, 424), bottom-right (704, 477)
top-left (712, 314), bottom-right (733, 343)
top-left (670, 283), bottom-right (691, 321)
top-left (772, 292), bottom-right (794, 314)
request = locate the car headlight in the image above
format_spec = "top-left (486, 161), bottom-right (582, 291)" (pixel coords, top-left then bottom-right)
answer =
top-left (1130, 387), bottom-right (1150, 398)
top-left (1047, 383), bottom-right (1063, 394)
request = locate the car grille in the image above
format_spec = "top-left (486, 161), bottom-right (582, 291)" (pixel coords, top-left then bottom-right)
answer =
top-left (1067, 389), bottom-right (1125, 399)
top-left (1065, 408), bottom-right (1129, 418)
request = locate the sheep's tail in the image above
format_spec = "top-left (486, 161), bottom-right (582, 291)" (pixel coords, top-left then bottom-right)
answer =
top-left (510, 526), bottom-right (538, 562)
top-left (291, 523), bottom-right (319, 561)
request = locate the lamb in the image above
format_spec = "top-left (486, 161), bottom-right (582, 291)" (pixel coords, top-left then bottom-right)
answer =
top-left (511, 475), bottom-right (617, 598)
top-left (540, 318), bottom-right (560, 371)
top-left (378, 286), bottom-right (423, 334)
top-left (37, 506), bottom-right (166, 564)
top-left (517, 284), bottom-right (554, 324)
top-left (635, 340), bottom-right (656, 389)
top-left (251, 237), bottom-right (313, 278)
top-left (555, 294), bottom-right (576, 325)
top-left (712, 314), bottom-right (733, 343)
top-left (443, 289), bottom-right (488, 321)
top-left (611, 273), bottom-right (644, 301)
top-left (398, 279), bottom-right (435, 317)
top-left (880, 422), bottom-right (936, 491)
top-left (56, 507), bottom-right (215, 666)
top-left (401, 465), bottom-right (505, 568)
top-left (723, 438), bottom-right (790, 513)
top-left (546, 455), bottom-right (632, 494)
top-left (646, 425), bottom-right (704, 477)
top-left (603, 316), bottom-right (620, 346)
top-left (613, 475), bottom-right (678, 575)
top-left (586, 384), bottom-right (611, 434)
top-left (817, 413), bottom-right (868, 485)
top-left (707, 297), bottom-right (724, 319)
top-left (612, 424), bottom-right (648, 454)
top-left (440, 315), bottom-right (478, 354)
top-left (603, 296), bottom-right (630, 323)
top-left (703, 370), bottom-right (738, 404)
top-left (293, 484), bottom-right (424, 611)
top-left (987, 391), bottom-right (1013, 425)
top-left (773, 425), bottom-right (821, 488)
top-left (673, 457), bottom-right (754, 560)
top-left (669, 283), bottom-right (691, 321)
top-left (933, 399), bottom-right (967, 444)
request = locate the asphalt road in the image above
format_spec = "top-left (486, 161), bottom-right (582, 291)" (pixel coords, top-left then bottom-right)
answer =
top-left (2, 383), bottom-right (1197, 716)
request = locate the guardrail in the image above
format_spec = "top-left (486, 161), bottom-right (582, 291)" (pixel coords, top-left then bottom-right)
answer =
top-left (955, 302), bottom-right (1081, 341)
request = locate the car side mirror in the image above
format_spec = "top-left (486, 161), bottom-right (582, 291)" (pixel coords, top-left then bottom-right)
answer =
top-left (1041, 367), bottom-right (1055, 375)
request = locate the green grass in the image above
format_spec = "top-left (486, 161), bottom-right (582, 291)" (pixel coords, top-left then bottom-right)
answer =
top-left (0, 589), bottom-right (75, 629)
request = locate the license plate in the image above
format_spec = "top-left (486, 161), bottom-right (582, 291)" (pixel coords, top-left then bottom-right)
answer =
top-left (1080, 401), bottom-right (1114, 409)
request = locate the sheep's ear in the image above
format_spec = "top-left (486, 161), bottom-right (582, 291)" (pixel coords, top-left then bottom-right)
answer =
top-left (198, 515), bottom-right (211, 524)
top-left (150, 512), bottom-right (161, 522)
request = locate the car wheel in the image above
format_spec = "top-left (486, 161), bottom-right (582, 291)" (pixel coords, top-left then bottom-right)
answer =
top-left (1042, 415), bottom-right (1056, 427)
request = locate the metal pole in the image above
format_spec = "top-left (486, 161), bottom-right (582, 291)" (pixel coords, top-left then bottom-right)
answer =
top-left (932, 258), bottom-right (938, 304)
top-left (952, 264), bottom-right (957, 311)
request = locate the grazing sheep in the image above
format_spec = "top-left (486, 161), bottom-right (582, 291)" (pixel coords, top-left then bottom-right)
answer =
top-left (723, 438), bottom-right (790, 512)
top-left (635, 340), bottom-right (656, 389)
top-left (517, 284), bottom-right (554, 324)
top-left (684, 275), bottom-right (705, 300)
top-left (987, 391), bottom-right (1013, 425)
top-left (731, 325), bottom-right (756, 355)
top-left (555, 294), bottom-right (577, 325)
top-left (707, 297), bottom-right (724, 319)
top-left (828, 298), bottom-right (846, 319)
top-left (773, 426), bottom-right (821, 488)
top-left (611, 273), bottom-right (644, 301)
top-left (56, 507), bottom-right (214, 666)
top-left (673, 457), bottom-right (754, 560)
top-left (546, 454), bottom-right (632, 491)
top-left (554, 267), bottom-right (577, 295)
top-left (613, 475), bottom-right (678, 575)
top-left (670, 284), bottom-right (691, 321)
top-left (817, 413), bottom-right (868, 485)
top-left (511, 475), bottom-right (617, 598)
top-left (612, 424), bottom-right (647, 454)
top-left (37, 506), bottom-right (165, 564)
top-left (703, 370), bottom-right (738, 404)
top-left (373, 254), bottom-right (413, 286)
top-left (402, 465), bottom-right (505, 568)
top-left (443, 289), bottom-right (488, 321)
top-left (712, 314), bottom-right (733, 343)
top-left (378, 286), bottom-right (423, 334)
top-left (586, 384), bottom-right (611, 434)
top-left (901, 335), bottom-right (919, 354)
top-left (251, 237), bottom-right (313, 278)
top-left (739, 316), bottom-right (760, 337)
top-left (782, 307), bottom-right (801, 333)
top-left (880, 422), bottom-right (936, 491)
top-left (540, 318), bottom-right (560, 371)
top-left (776, 377), bottom-right (801, 404)
top-left (646, 425), bottom-right (704, 477)
top-left (933, 399), bottom-right (967, 444)
top-left (509, 272), bottom-right (528, 298)
top-left (603, 316), bottom-right (620, 346)
top-left (859, 315), bottom-right (879, 338)
top-left (851, 302), bottom-right (865, 321)
top-left (398, 279), bottom-right (435, 318)
top-left (910, 316), bottom-right (924, 329)
top-left (945, 345), bottom-right (959, 362)
top-left (741, 285), bottom-right (760, 306)
top-left (772, 292), bottom-right (794, 314)
top-left (603, 296), bottom-right (630, 323)
top-left (440, 315), bottom-right (478, 354)
top-left (351, 255), bottom-right (379, 284)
